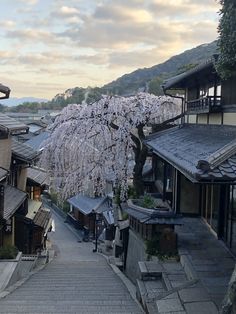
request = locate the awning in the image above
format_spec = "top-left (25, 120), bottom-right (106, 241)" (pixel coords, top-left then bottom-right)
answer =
top-left (146, 124), bottom-right (236, 182)
top-left (3, 185), bottom-right (27, 220)
top-left (67, 194), bottom-right (108, 215)
top-left (27, 167), bottom-right (49, 186)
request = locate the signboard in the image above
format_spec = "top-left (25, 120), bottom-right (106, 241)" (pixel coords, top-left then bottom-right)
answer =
top-left (4, 218), bottom-right (12, 234)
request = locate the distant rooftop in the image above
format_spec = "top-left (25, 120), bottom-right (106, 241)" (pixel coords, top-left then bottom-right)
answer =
top-left (0, 113), bottom-right (29, 135)
top-left (26, 131), bottom-right (50, 151)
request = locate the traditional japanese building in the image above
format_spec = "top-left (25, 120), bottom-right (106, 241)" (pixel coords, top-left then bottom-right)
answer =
top-left (145, 56), bottom-right (236, 255)
top-left (0, 111), bottom-right (29, 247)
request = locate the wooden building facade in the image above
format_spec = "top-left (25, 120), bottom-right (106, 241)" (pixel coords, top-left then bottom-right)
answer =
top-left (145, 57), bottom-right (236, 255)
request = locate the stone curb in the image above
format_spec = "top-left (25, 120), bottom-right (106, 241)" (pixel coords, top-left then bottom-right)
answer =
top-left (179, 252), bottom-right (198, 281)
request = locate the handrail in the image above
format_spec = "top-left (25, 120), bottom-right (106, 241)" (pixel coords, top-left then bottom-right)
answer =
top-left (186, 96), bottom-right (221, 113)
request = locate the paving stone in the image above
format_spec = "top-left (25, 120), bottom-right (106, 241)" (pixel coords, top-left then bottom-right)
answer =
top-left (178, 287), bottom-right (211, 303)
top-left (162, 263), bottom-right (184, 272)
top-left (184, 301), bottom-right (218, 314)
top-left (163, 292), bottom-right (179, 299)
top-left (156, 298), bottom-right (184, 313)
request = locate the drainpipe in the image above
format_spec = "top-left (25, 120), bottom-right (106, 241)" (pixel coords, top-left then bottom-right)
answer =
top-left (162, 86), bottom-right (185, 126)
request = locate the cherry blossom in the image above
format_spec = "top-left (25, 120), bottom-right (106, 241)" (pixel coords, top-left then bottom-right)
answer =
top-left (41, 93), bottom-right (181, 200)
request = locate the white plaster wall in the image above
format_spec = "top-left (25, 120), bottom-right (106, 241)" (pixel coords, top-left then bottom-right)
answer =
top-left (223, 113), bottom-right (236, 126)
top-left (208, 113), bottom-right (222, 125)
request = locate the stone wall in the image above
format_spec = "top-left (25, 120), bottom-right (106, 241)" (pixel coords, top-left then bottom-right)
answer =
top-left (125, 228), bottom-right (147, 284)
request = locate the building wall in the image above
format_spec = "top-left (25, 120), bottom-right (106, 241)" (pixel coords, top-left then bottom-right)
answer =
top-left (197, 114), bottom-right (208, 124)
top-left (125, 228), bottom-right (147, 284)
top-left (221, 76), bottom-right (236, 107)
top-left (17, 167), bottom-right (27, 191)
top-left (187, 112), bottom-right (236, 126)
top-left (3, 216), bottom-right (15, 246)
top-left (180, 175), bottom-right (199, 215)
top-left (0, 136), bottom-right (12, 170)
top-left (208, 113), bottom-right (222, 125)
top-left (223, 113), bottom-right (236, 126)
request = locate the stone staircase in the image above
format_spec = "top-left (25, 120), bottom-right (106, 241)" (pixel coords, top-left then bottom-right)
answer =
top-left (0, 259), bottom-right (143, 313)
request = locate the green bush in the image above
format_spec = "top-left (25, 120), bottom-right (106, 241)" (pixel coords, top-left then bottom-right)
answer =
top-left (141, 195), bottom-right (156, 209)
top-left (0, 245), bottom-right (18, 259)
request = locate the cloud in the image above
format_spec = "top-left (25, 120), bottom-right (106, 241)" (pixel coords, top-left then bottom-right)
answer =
top-left (0, 0), bottom-right (220, 98)
top-left (0, 20), bottom-right (16, 29)
top-left (94, 5), bottom-right (153, 23)
top-left (59, 6), bottom-right (80, 16)
top-left (5, 29), bottom-right (64, 45)
top-left (149, 0), bottom-right (219, 18)
top-left (18, 0), bottom-right (38, 5)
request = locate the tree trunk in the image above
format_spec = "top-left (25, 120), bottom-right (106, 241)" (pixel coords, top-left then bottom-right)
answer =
top-left (132, 125), bottom-right (148, 197)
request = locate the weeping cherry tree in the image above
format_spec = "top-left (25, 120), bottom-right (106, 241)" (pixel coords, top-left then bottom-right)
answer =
top-left (41, 93), bottom-right (181, 200)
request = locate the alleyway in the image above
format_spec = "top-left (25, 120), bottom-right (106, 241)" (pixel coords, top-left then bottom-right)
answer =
top-left (0, 211), bottom-right (143, 314)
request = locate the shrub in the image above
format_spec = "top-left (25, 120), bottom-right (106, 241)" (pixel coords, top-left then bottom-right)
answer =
top-left (141, 195), bottom-right (156, 209)
top-left (0, 245), bottom-right (18, 259)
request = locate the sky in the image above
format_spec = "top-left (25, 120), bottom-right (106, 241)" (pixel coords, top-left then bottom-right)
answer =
top-left (0, 0), bottom-right (221, 99)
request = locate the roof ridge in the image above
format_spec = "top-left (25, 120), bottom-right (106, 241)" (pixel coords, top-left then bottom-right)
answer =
top-left (197, 139), bottom-right (236, 171)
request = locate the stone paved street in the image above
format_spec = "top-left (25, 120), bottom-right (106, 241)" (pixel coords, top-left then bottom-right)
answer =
top-left (0, 211), bottom-right (143, 314)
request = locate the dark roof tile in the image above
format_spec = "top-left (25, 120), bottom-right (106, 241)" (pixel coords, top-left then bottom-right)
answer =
top-left (12, 139), bottom-right (39, 162)
top-left (0, 113), bottom-right (28, 135)
top-left (146, 124), bottom-right (236, 182)
top-left (3, 184), bottom-right (27, 220)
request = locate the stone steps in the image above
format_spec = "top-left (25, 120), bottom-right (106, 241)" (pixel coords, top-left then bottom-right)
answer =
top-left (0, 260), bottom-right (143, 313)
top-left (0, 210), bottom-right (143, 314)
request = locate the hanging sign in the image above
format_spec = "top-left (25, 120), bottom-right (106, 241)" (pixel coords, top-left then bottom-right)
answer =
top-left (4, 218), bottom-right (12, 234)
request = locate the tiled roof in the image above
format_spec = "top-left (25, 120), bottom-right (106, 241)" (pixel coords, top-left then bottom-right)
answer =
top-left (27, 167), bottom-right (49, 186)
top-left (124, 206), bottom-right (182, 225)
top-left (102, 210), bottom-right (114, 225)
top-left (33, 207), bottom-right (51, 229)
top-left (26, 131), bottom-right (49, 151)
top-left (67, 194), bottom-right (107, 215)
top-left (0, 113), bottom-right (29, 135)
top-left (26, 199), bottom-right (42, 220)
top-left (4, 184), bottom-right (27, 220)
top-left (0, 168), bottom-right (8, 181)
top-left (12, 139), bottom-right (39, 162)
top-left (146, 124), bottom-right (236, 182)
top-left (0, 84), bottom-right (10, 99)
top-left (162, 57), bottom-right (216, 91)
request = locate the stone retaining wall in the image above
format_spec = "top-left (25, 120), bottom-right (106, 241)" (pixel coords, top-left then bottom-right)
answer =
top-left (125, 229), bottom-right (148, 284)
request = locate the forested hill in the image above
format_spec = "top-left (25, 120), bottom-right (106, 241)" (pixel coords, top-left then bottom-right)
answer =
top-left (1, 41), bottom-right (217, 112)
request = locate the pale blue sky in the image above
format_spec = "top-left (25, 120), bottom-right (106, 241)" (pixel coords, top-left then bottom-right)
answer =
top-left (0, 0), bottom-right (220, 99)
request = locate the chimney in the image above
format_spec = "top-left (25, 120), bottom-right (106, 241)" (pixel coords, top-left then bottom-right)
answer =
top-left (0, 184), bottom-right (4, 220)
